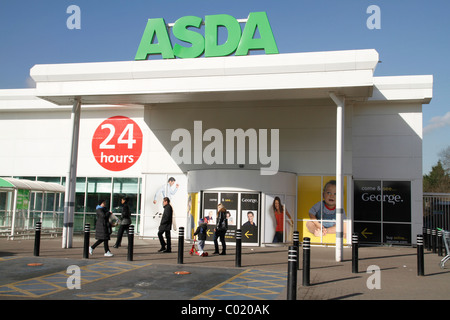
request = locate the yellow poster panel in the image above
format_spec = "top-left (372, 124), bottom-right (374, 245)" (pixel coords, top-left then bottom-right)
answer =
top-left (188, 192), bottom-right (199, 238)
top-left (297, 176), bottom-right (348, 245)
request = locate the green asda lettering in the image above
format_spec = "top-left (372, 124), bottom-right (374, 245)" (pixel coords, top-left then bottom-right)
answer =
top-left (135, 12), bottom-right (278, 60)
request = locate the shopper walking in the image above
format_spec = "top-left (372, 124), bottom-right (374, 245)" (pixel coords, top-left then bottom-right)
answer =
top-left (158, 197), bottom-right (173, 253)
top-left (113, 196), bottom-right (131, 248)
top-left (213, 203), bottom-right (228, 255)
top-left (90, 200), bottom-right (114, 257)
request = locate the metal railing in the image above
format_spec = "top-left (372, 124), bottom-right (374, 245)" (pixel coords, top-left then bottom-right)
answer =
top-left (423, 193), bottom-right (450, 231)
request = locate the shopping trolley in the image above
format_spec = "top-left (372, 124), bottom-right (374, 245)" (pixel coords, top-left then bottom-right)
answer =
top-left (438, 228), bottom-right (450, 269)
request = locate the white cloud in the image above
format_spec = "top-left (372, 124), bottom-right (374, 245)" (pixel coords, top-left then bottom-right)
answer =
top-left (423, 111), bottom-right (450, 134)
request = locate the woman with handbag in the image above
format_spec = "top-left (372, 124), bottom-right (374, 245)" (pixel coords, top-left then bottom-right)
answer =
top-left (213, 203), bottom-right (228, 255)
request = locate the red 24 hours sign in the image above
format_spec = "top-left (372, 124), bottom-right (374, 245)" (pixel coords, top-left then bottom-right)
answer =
top-left (92, 116), bottom-right (143, 171)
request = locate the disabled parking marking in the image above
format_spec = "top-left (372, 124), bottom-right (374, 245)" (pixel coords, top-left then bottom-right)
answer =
top-left (193, 269), bottom-right (287, 300)
top-left (76, 288), bottom-right (142, 300)
top-left (0, 260), bottom-right (152, 298)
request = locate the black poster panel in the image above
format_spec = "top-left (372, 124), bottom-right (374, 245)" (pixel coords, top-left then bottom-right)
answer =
top-left (203, 193), bottom-right (218, 241)
top-left (382, 181), bottom-right (411, 222)
top-left (221, 193), bottom-right (238, 242)
top-left (383, 223), bottom-right (411, 245)
top-left (354, 180), bottom-right (381, 222)
top-left (221, 193), bottom-right (238, 211)
top-left (353, 221), bottom-right (382, 244)
top-left (204, 193), bottom-right (218, 210)
top-left (241, 193), bottom-right (259, 243)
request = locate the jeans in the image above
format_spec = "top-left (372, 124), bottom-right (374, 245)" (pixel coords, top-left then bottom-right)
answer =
top-left (213, 229), bottom-right (226, 253)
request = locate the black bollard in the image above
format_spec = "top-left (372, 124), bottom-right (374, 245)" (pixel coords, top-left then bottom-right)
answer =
top-left (417, 234), bottom-right (424, 276)
top-left (438, 229), bottom-right (443, 257)
top-left (34, 221), bottom-right (42, 257)
top-left (83, 223), bottom-right (90, 259)
top-left (287, 246), bottom-right (298, 300)
top-left (178, 227), bottom-right (184, 264)
top-left (432, 229), bottom-right (437, 253)
top-left (127, 225), bottom-right (134, 261)
top-left (352, 233), bottom-right (359, 274)
top-left (235, 229), bottom-right (242, 267)
top-left (293, 231), bottom-right (300, 270)
top-left (302, 237), bottom-right (311, 286)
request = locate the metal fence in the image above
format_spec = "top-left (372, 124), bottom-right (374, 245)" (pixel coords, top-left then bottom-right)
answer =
top-left (423, 193), bottom-right (450, 231)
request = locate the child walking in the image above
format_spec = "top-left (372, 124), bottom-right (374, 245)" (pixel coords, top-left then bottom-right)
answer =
top-left (193, 219), bottom-right (207, 256)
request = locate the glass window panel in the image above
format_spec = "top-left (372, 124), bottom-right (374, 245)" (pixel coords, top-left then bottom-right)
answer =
top-left (113, 178), bottom-right (139, 194)
top-left (86, 178), bottom-right (112, 212)
top-left (44, 193), bottom-right (55, 212)
top-left (76, 177), bottom-right (86, 193)
top-left (37, 177), bottom-right (61, 183)
top-left (88, 177), bottom-right (112, 193)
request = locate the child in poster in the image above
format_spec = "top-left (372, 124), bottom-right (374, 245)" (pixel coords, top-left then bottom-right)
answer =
top-left (306, 180), bottom-right (346, 237)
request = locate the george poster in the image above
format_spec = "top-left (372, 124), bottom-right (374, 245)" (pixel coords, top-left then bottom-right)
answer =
top-left (202, 191), bottom-right (260, 244)
top-left (220, 193), bottom-right (238, 242)
top-left (241, 193), bottom-right (259, 243)
top-left (353, 180), bottom-right (411, 244)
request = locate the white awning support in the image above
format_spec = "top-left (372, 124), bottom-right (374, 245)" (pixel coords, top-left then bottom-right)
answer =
top-left (62, 98), bottom-right (81, 249)
top-left (329, 92), bottom-right (345, 262)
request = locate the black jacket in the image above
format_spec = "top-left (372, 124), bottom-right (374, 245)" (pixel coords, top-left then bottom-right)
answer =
top-left (216, 208), bottom-right (228, 232)
top-left (194, 222), bottom-right (208, 240)
top-left (95, 206), bottom-right (112, 240)
top-left (159, 204), bottom-right (173, 232)
top-left (120, 202), bottom-right (131, 225)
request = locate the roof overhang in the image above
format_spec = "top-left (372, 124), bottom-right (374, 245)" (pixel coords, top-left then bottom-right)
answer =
top-left (30, 49), bottom-right (380, 106)
top-left (0, 177), bottom-right (65, 193)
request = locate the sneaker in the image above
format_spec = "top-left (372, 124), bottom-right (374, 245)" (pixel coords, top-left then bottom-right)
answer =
top-left (89, 246), bottom-right (93, 255)
top-left (104, 251), bottom-right (114, 257)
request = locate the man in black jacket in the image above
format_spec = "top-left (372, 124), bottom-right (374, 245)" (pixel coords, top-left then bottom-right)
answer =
top-left (113, 196), bottom-right (131, 248)
top-left (158, 197), bottom-right (173, 253)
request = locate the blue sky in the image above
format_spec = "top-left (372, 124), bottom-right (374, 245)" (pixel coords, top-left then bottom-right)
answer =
top-left (0, 0), bottom-right (449, 174)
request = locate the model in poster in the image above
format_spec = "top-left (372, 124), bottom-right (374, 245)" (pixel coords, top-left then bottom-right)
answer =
top-left (272, 197), bottom-right (293, 243)
top-left (306, 180), bottom-right (346, 237)
top-left (153, 177), bottom-right (179, 204)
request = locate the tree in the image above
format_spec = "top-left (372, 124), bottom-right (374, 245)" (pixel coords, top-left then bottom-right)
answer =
top-left (438, 146), bottom-right (450, 174)
top-left (423, 160), bottom-right (450, 193)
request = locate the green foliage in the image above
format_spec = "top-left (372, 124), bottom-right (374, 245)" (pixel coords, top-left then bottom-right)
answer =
top-left (424, 160), bottom-right (450, 193)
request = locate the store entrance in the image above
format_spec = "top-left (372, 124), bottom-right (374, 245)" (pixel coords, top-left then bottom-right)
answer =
top-left (201, 191), bottom-right (260, 245)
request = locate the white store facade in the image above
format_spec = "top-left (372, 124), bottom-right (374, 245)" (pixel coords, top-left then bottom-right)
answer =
top-left (0, 13), bottom-right (433, 261)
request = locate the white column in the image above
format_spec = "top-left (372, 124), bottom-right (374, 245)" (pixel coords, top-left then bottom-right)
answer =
top-left (62, 98), bottom-right (81, 248)
top-left (329, 92), bottom-right (345, 262)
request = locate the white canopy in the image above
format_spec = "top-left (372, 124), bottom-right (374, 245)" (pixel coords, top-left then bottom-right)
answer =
top-left (0, 177), bottom-right (65, 193)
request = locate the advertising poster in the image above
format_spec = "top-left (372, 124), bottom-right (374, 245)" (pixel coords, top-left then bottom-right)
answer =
top-left (142, 174), bottom-right (187, 238)
top-left (353, 180), bottom-right (411, 244)
top-left (241, 193), bottom-right (259, 243)
top-left (187, 192), bottom-right (199, 239)
top-left (203, 192), bottom-right (218, 242)
top-left (221, 193), bottom-right (238, 242)
top-left (264, 194), bottom-right (294, 244)
top-left (202, 191), bottom-right (260, 244)
top-left (297, 176), bottom-right (348, 245)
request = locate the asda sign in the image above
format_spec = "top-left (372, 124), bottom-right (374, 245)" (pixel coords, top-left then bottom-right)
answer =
top-left (135, 12), bottom-right (278, 60)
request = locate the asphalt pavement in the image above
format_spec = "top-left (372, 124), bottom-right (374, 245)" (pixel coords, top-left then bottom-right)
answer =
top-left (0, 235), bottom-right (448, 316)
